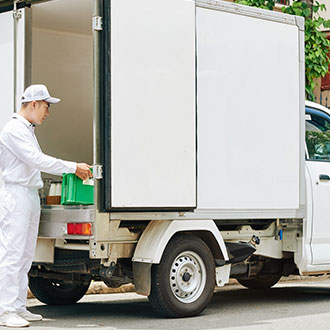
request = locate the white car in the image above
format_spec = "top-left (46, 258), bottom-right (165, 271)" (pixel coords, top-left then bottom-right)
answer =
top-left (305, 100), bottom-right (330, 265)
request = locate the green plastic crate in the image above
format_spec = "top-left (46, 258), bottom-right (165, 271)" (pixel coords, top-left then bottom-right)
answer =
top-left (61, 173), bottom-right (94, 205)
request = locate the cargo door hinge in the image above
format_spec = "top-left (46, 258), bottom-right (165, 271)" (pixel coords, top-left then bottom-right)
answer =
top-left (13, 1), bottom-right (24, 20)
top-left (93, 16), bottom-right (103, 31)
top-left (13, 9), bottom-right (22, 20)
top-left (93, 165), bottom-right (103, 179)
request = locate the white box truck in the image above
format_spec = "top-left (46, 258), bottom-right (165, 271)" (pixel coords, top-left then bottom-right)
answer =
top-left (1, 0), bottom-right (327, 318)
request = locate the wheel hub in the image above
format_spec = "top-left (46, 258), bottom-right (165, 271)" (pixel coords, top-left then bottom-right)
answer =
top-left (182, 271), bottom-right (192, 282)
top-left (169, 251), bottom-right (206, 304)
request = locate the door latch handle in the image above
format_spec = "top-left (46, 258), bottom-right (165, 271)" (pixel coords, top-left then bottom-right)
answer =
top-left (319, 174), bottom-right (330, 181)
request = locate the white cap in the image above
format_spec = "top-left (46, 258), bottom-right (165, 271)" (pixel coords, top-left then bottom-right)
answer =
top-left (21, 84), bottom-right (60, 104)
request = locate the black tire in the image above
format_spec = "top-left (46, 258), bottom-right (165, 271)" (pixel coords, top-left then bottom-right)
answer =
top-left (29, 277), bottom-right (90, 305)
top-left (237, 273), bottom-right (281, 290)
top-left (148, 234), bottom-right (215, 318)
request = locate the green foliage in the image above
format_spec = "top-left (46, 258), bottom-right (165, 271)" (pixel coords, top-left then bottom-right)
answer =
top-left (235, 0), bottom-right (330, 101)
top-left (282, 1), bottom-right (330, 101)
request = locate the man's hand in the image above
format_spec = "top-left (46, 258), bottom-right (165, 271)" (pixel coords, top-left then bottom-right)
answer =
top-left (75, 163), bottom-right (93, 180)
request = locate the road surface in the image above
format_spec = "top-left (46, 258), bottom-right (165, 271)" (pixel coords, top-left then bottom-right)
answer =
top-left (11, 279), bottom-right (330, 330)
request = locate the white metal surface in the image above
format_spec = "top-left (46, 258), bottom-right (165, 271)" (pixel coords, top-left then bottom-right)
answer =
top-left (295, 103), bottom-right (330, 273)
top-left (34, 238), bottom-right (55, 263)
top-left (215, 264), bottom-right (230, 287)
top-left (132, 220), bottom-right (229, 264)
top-left (196, 7), bottom-right (302, 212)
top-left (0, 9), bottom-right (26, 187)
top-left (0, 10), bottom-right (13, 187)
top-left (0, 11), bottom-right (14, 133)
top-left (110, 0), bottom-right (196, 208)
top-left (109, 209), bottom-right (304, 221)
top-left (301, 102), bottom-right (330, 268)
top-left (294, 169), bottom-right (313, 274)
top-left (15, 8), bottom-right (27, 112)
top-left (196, 0), bottom-right (301, 27)
top-left (306, 161), bottom-right (330, 265)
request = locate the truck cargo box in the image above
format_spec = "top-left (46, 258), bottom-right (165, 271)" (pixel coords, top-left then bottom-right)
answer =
top-left (105, 0), bottom-right (305, 218)
top-left (0, 0), bottom-right (305, 220)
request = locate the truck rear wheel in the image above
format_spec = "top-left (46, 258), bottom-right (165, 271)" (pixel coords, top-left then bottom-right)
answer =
top-left (29, 277), bottom-right (90, 305)
top-left (237, 273), bottom-right (281, 290)
top-left (148, 234), bottom-right (215, 318)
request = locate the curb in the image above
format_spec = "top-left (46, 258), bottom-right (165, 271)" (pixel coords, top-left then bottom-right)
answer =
top-left (27, 283), bottom-right (135, 299)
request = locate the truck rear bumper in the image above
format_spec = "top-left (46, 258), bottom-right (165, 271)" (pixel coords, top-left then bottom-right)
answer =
top-left (39, 205), bottom-right (94, 239)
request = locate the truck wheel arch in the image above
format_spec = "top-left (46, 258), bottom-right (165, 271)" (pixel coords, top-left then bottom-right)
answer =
top-left (132, 220), bottom-right (229, 296)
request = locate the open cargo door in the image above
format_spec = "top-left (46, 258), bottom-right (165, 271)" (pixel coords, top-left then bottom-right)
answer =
top-left (0, 5), bottom-right (30, 187)
top-left (100, 0), bottom-right (196, 211)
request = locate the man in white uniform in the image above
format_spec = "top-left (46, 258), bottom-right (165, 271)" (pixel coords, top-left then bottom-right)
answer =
top-left (0, 84), bottom-right (92, 328)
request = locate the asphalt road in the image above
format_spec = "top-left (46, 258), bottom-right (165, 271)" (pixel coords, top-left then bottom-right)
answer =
top-left (10, 279), bottom-right (330, 330)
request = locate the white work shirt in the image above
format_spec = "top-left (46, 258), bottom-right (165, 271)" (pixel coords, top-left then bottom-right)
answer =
top-left (0, 114), bottom-right (76, 189)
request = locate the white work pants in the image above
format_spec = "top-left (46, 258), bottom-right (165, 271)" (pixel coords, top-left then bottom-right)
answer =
top-left (0, 184), bottom-right (40, 316)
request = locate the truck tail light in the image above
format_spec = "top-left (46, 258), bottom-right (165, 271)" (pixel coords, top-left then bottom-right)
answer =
top-left (67, 223), bottom-right (92, 236)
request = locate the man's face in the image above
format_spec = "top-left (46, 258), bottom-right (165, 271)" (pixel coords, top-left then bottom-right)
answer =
top-left (31, 101), bottom-right (50, 125)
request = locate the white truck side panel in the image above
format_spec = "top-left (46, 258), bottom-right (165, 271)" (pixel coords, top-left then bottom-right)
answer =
top-left (110, 0), bottom-right (196, 208)
top-left (15, 9), bottom-right (27, 113)
top-left (0, 12), bottom-right (14, 133)
top-left (0, 9), bottom-right (26, 187)
top-left (197, 7), bottom-right (301, 210)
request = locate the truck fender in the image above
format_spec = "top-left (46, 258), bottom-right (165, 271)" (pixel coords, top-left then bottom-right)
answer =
top-left (132, 220), bottom-right (229, 296)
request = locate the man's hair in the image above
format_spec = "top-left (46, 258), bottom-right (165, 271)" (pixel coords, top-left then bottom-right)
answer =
top-left (21, 100), bottom-right (48, 109)
top-left (21, 102), bottom-right (30, 108)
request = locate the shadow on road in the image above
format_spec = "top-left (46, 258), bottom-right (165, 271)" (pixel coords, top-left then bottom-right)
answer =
top-left (25, 284), bottom-right (330, 329)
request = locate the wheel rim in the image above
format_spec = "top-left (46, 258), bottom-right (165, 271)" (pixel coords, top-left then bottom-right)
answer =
top-left (169, 250), bottom-right (207, 304)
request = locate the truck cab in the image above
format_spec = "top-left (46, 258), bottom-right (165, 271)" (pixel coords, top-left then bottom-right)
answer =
top-left (304, 101), bottom-right (330, 267)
